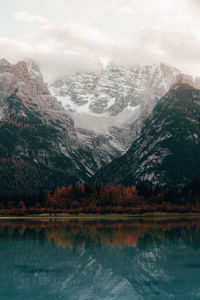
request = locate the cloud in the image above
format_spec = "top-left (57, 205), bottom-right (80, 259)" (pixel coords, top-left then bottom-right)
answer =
top-left (0, 37), bottom-right (32, 61)
top-left (119, 6), bottom-right (136, 15)
top-left (45, 0), bottom-right (68, 11)
top-left (27, 23), bottom-right (200, 73)
top-left (190, 0), bottom-right (200, 7)
top-left (1, 21), bottom-right (200, 82)
top-left (27, 24), bottom-right (123, 55)
top-left (13, 11), bottom-right (48, 25)
top-left (104, 0), bottom-right (136, 15)
top-left (1, 0), bottom-right (200, 82)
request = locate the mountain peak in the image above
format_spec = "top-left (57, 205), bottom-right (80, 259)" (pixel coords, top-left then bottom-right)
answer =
top-left (91, 83), bottom-right (200, 187)
top-left (176, 73), bottom-right (194, 86)
top-left (12, 60), bottom-right (30, 78)
top-left (0, 58), bottom-right (10, 65)
top-left (25, 59), bottom-right (44, 82)
top-left (0, 58), bottom-right (12, 72)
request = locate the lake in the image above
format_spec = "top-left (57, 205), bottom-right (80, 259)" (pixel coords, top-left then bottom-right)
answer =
top-left (0, 217), bottom-right (200, 299)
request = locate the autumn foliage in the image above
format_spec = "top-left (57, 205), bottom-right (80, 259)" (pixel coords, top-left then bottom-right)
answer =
top-left (1, 181), bottom-right (200, 215)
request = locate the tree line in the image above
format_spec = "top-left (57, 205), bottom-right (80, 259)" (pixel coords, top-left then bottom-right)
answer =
top-left (1, 181), bottom-right (200, 215)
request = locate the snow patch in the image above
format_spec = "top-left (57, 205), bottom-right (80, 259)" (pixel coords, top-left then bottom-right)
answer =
top-left (72, 105), bottom-right (141, 133)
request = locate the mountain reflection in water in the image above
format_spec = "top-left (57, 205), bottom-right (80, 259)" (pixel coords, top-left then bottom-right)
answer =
top-left (1, 217), bottom-right (200, 299)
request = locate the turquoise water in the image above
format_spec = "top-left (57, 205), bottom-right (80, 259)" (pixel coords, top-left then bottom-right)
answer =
top-left (1, 217), bottom-right (200, 299)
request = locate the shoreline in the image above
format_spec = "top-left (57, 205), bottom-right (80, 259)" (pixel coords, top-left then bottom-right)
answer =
top-left (1, 212), bottom-right (200, 220)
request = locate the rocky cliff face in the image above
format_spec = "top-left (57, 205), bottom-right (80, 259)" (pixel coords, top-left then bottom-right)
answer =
top-left (1, 58), bottom-right (200, 193)
top-left (51, 63), bottom-right (181, 115)
top-left (51, 63), bottom-right (199, 158)
top-left (0, 59), bottom-right (99, 194)
top-left (91, 83), bottom-right (200, 187)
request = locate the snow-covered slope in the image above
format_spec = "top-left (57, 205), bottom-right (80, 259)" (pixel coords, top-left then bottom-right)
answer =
top-left (0, 58), bottom-right (109, 193)
top-left (91, 83), bottom-right (200, 187)
top-left (51, 63), bottom-right (196, 156)
top-left (51, 63), bottom-right (180, 115)
top-left (2, 58), bottom-right (200, 194)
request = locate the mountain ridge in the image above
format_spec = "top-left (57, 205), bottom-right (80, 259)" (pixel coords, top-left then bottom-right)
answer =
top-left (1, 58), bottom-right (200, 194)
top-left (0, 59), bottom-right (96, 194)
top-left (90, 82), bottom-right (200, 188)
top-left (51, 62), bottom-right (200, 158)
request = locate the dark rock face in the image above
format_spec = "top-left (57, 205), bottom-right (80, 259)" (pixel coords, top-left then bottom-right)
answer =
top-left (1, 58), bottom-right (200, 194)
top-left (91, 83), bottom-right (200, 188)
top-left (51, 63), bottom-right (200, 168)
top-left (50, 63), bottom-right (183, 157)
top-left (0, 59), bottom-right (97, 194)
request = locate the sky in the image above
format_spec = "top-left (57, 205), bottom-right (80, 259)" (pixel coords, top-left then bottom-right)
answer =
top-left (1, 0), bottom-right (200, 82)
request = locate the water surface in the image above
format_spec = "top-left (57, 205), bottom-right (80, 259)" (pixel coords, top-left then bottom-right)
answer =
top-left (1, 217), bottom-right (200, 299)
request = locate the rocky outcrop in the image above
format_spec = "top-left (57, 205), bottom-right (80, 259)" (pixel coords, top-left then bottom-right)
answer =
top-left (91, 83), bottom-right (200, 188)
top-left (51, 63), bottom-right (199, 157)
top-left (0, 59), bottom-right (98, 194)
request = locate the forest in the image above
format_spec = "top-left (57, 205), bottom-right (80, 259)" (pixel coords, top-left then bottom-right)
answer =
top-left (1, 181), bottom-right (200, 215)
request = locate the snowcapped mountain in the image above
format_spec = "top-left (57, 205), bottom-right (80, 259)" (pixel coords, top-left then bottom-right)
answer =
top-left (1, 58), bottom-right (199, 193)
top-left (26, 59), bottom-right (44, 82)
top-left (51, 62), bottom-right (198, 159)
top-left (51, 63), bottom-right (180, 115)
top-left (0, 58), bottom-right (103, 194)
top-left (91, 82), bottom-right (200, 187)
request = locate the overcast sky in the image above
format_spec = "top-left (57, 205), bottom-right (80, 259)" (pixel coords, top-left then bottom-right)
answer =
top-left (1, 0), bottom-right (200, 81)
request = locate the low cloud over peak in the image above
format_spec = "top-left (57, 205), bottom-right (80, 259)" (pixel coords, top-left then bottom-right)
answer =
top-left (0, 1), bottom-right (200, 81)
